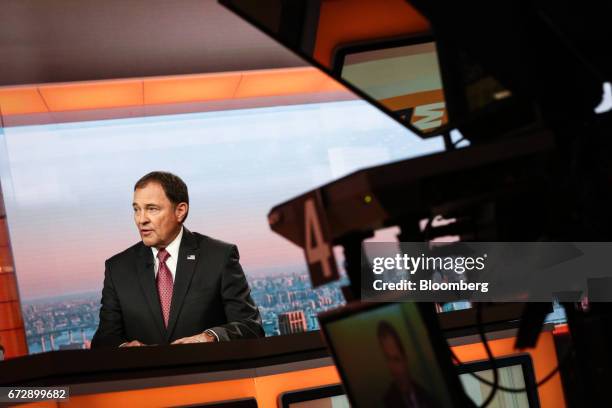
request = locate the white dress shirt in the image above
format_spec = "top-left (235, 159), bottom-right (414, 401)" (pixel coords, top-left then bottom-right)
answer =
top-left (151, 226), bottom-right (183, 282)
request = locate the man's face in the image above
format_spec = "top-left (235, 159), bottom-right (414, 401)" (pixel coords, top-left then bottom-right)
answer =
top-left (133, 182), bottom-right (186, 248)
top-left (380, 335), bottom-right (411, 388)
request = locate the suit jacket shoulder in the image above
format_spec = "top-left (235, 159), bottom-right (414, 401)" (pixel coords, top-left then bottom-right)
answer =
top-left (105, 241), bottom-right (142, 270)
top-left (193, 232), bottom-right (236, 254)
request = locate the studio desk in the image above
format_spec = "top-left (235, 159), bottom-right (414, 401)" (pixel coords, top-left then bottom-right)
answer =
top-left (0, 308), bottom-right (566, 408)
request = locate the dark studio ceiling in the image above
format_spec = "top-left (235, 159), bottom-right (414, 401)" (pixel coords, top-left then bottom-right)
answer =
top-left (0, 0), bottom-right (307, 86)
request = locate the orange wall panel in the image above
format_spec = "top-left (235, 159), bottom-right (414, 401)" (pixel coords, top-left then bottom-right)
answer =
top-left (0, 327), bottom-right (27, 357)
top-left (0, 273), bottom-right (18, 301)
top-left (315, 0), bottom-right (431, 67)
top-left (0, 218), bottom-right (10, 246)
top-left (0, 192), bottom-right (26, 356)
top-left (0, 301), bottom-right (24, 331)
top-left (0, 246), bottom-right (14, 273)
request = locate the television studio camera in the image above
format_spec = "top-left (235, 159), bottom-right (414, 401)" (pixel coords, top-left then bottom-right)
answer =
top-left (221, 1), bottom-right (612, 406)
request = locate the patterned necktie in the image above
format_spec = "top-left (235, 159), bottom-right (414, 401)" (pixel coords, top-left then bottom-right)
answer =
top-left (156, 248), bottom-right (173, 328)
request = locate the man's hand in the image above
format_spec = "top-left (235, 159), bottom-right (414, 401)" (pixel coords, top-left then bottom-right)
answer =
top-left (171, 331), bottom-right (216, 345)
top-left (119, 340), bottom-right (146, 347)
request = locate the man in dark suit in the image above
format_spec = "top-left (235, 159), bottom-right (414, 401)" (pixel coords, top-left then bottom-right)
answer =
top-left (92, 171), bottom-right (264, 348)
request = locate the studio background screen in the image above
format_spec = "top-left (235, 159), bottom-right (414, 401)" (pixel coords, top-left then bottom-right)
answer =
top-left (0, 100), bottom-right (444, 353)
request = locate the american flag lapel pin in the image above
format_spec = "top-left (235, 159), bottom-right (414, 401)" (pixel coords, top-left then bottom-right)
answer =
top-left (187, 255), bottom-right (196, 260)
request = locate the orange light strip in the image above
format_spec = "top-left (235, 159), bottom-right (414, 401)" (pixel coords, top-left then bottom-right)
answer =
top-left (39, 80), bottom-right (144, 112)
top-left (0, 67), bottom-right (347, 116)
top-left (0, 88), bottom-right (48, 115)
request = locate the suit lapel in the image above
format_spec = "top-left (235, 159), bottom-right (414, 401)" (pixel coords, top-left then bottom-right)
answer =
top-left (136, 243), bottom-right (166, 339)
top-left (166, 228), bottom-right (200, 341)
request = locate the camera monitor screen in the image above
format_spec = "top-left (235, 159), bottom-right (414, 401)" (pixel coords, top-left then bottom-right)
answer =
top-left (458, 355), bottom-right (540, 408)
top-left (335, 39), bottom-right (447, 134)
top-left (319, 302), bottom-right (472, 408)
